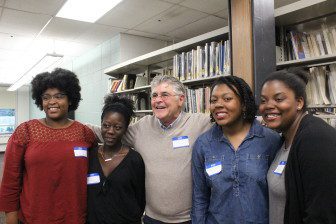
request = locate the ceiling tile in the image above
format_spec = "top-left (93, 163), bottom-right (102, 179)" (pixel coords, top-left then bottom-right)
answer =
top-left (74, 24), bottom-right (126, 45)
top-left (134, 5), bottom-right (208, 35)
top-left (0, 1), bottom-right (4, 6)
top-left (42, 17), bottom-right (90, 41)
top-left (124, 29), bottom-right (160, 40)
top-left (0, 32), bottom-right (33, 50)
top-left (5, 0), bottom-right (65, 15)
top-left (160, 0), bottom-right (185, 3)
top-left (0, 49), bottom-right (21, 61)
top-left (214, 9), bottom-right (229, 19)
top-left (275, 0), bottom-right (300, 8)
top-left (180, 0), bottom-right (228, 14)
top-left (0, 8), bottom-right (51, 36)
top-left (97, 0), bottom-right (173, 29)
top-left (168, 15), bottom-right (227, 40)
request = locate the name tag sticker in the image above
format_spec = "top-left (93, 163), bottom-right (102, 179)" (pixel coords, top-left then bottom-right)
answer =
top-left (273, 161), bottom-right (286, 175)
top-left (206, 161), bottom-right (222, 176)
top-left (74, 147), bottom-right (87, 157)
top-left (87, 173), bottom-right (100, 185)
top-left (172, 136), bottom-right (190, 149)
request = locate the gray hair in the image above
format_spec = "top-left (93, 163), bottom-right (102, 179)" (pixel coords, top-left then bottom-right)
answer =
top-left (150, 75), bottom-right (185, 95)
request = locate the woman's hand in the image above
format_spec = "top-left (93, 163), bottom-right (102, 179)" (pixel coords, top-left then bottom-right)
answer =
top-left (5, 211), bottom-right (18, 224)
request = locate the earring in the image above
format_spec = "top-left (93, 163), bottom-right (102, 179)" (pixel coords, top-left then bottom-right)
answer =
top-left (242, 111), bottom-right (246, 120)
top-left (297, 107), bottom-right (301, 111)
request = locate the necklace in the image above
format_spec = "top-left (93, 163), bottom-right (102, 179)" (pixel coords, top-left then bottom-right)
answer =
top-left (99, 145), bottom-right (125, 162)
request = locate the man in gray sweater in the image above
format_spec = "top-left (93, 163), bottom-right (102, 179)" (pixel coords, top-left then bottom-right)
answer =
top-left (88, 75), bottom-right (212, 223)
top-left (123, 75), bottom-right (212, 224)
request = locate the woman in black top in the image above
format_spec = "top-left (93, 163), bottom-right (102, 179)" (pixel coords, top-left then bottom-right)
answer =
top-left (87, 95), bottom-right (145, 224)
top-left (259, 68), bottom-right (336, 223)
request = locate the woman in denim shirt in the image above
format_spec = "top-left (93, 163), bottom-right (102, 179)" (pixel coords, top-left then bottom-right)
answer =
top-left (192, 76), bottom-right (281, 224)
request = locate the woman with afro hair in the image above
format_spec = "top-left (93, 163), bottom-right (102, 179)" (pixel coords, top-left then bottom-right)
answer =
top-left (0, 68), bottom-right (96, 224)
top-left (87, 94), bottom-right (145, 224)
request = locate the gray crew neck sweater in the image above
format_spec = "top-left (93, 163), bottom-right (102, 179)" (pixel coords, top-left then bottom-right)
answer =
top-left (123, 112), bottom-right (212, 223)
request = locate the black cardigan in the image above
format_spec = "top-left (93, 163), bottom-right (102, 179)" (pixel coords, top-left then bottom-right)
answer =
top-left (284, 114), bottom-right (336, 224)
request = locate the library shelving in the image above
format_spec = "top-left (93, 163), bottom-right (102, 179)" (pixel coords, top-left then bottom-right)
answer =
top-left (104, 26), bottom-right (230, 115)
top-left (274, 0), bottom-right (336, 128)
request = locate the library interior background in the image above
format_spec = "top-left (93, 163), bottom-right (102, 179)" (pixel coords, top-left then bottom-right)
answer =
top-left (0, 0), bottom-right (336, 222)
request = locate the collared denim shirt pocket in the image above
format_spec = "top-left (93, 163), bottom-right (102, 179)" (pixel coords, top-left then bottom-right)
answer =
top-left (245, 153), bottom-right (269, 182)
top-left (204, 155), bottom-right (225, 185)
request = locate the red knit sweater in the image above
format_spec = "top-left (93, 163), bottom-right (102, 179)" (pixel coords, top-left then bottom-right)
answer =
top-left (0, 119), bottom-right (95, 224)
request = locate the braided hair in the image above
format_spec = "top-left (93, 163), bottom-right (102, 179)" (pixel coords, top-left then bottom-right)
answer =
top-left (210, 76), bottom-right (257, 123)
top-left (101, 94), bottom-right (135, 127)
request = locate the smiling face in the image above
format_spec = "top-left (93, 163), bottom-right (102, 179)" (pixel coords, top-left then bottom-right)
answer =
top-left (259, 80), bottom-right (304, 132)
top-left (42, 88), bottom-right (69, 121)
top-left (101, 112), bottom-right (127, 147)
top-left (210, 84), bottom-right (244, 128)
top-left (151, 82), bottom-right (185, 126)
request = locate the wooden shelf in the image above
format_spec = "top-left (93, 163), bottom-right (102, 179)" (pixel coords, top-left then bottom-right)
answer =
top-left (275, 0), bottom-right (336, 26)
top-left (135, 110), bottom-right (152, 114)
top-left (307, 104), bottom-right (336, 109)
top-left (111, 85), bottom-right (150, 94)
top-left (276, 54), bottom-right (336, 68)
top-left (104, 26), bottom-right (229, 77)
top-left (182, 75), bottom-right (230, 86)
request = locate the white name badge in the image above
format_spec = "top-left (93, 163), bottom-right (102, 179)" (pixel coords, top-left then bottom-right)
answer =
top-left (206, 161), bottom-right (222, 176)
top-left (172, 136), bottom-right (190, 149)
top-left (87, 173), bottom-right (100, 185)
top-left (273, 161), bottom-right (286, 175)
top-left (74, 147), bottom-right (87, 157)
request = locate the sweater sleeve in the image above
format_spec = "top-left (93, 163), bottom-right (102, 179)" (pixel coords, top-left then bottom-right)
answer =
top-left (191, 137), bottom-right (210, 224)
top-left (123, 122), bottom-right (138, 148)
top-left (296, 125), bottom-right (336, 223)
top-left (0, 123), bottom-right (28, 212)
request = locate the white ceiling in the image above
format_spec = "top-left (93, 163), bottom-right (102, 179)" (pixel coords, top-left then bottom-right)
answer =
top-left (0, 0), bottom-right (295, 85)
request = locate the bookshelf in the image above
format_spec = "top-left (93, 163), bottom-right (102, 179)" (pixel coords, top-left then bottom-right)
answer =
top-left (104, 26), bottom-right (230, 115)
top-left (274, 0), bottom-right (336, 128)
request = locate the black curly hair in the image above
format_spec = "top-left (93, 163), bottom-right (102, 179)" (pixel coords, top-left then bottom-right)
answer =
top-left (101, 94), bottom-right (135, 127)
top-left (261, 67), bottom-right (309, 111)
top-left (31, 68), bottom-right (81, 111)
top-left (210, 75), bottom-right (257, 123)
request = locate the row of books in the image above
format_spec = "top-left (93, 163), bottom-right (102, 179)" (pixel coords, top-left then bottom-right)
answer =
top-left (185, 86), bottom-right (211, 114)
top-left (108, 74), bottom-right (149, 93)
top-left (173, 40), bottom-right (230, 81)
top-left (306, 64), bottom-right (336, 105)
top-left (280, 24), bottom-right (336, 61)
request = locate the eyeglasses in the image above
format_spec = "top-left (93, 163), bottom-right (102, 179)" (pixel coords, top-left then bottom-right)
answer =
top-left (41, 93), bottom-right (67, 101)
top-left (151, 92), bottom-right (178, 101)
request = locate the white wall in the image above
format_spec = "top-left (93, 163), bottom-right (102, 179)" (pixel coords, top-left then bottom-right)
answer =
top-left (119, 34), bottom-right (170, 62)
top-left (0, 85), bottom-right (30, 152)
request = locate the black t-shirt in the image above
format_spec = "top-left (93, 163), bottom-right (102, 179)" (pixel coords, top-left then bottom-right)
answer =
top-left (87, 147), bottom-right (145, 224)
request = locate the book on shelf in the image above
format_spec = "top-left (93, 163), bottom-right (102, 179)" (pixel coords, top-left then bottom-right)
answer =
top-left (278, 23), bottom-right (336, 61)
top-left (173, 39), bottom-right (230, 81)
top-left (134, 76), bottom-right (148, 89)
top-left (306, 64), bottom-right (336, 106)
top-left (185, 86), bottom-right (211, 114)
top-left (110, 79), bottom-right (122, 93)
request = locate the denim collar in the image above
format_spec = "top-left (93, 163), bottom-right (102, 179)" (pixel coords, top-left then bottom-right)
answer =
top-left (211, 119), bottom-right (264, 142)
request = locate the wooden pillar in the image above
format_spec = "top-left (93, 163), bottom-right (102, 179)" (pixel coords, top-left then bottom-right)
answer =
top-left (229, 0), bottom-right (275, 102)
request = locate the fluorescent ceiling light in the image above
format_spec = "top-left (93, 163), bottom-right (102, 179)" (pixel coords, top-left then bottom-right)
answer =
top-left (7, 53), bottom-right (63, 91)
top-left (56, 0), bottom-right (122, 23)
